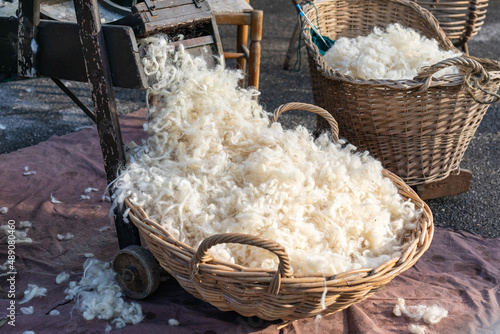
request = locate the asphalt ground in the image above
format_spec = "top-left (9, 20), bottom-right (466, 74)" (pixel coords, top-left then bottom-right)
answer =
top-left (0, 0), bottom-right (499, 237)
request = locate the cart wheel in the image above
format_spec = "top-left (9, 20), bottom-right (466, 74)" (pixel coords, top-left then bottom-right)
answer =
top-left (112, 245), bottom-right (160, 300)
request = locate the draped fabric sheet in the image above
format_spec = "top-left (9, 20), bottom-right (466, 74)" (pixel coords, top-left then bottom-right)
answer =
top-left (0, 109), bottom-right (498, 333)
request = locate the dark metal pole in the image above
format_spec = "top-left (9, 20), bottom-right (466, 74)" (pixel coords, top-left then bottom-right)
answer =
top-left (73, 0), bottom-right (141, 249)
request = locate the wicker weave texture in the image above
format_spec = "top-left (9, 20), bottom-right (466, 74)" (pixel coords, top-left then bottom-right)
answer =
top-left (411, 0), bottom-right (489, 48)
top-left (303, 0), bottom-right (500, 186)
top-left (124, 103), bottom-right (434, 323)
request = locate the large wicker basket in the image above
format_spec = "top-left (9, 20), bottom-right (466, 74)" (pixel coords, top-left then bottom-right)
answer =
top-left (303, 0), bottom-right (500, 186)
top-left (411, 0), bottom-right (489, 52)
top-left (124, 102), bottom-right (434, 325)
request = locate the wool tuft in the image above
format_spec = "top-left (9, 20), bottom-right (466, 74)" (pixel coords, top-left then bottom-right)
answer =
top-left (315, 314), bottom-right (323, 333)
top-left (323, 23), bottom-right (461, 80)
top-left (111, 34), bottom-right (421, 275)
top-left (393, 298), bottom-right (448, 325)
top-left (65, 258), bottom-right (143, 329)
top-left (49, 309), bottom-right (61, 316)
top-left (23, 166), bottom-right (36, 176)
top-left (0, 260), bottom-right (8, 271)
top-left (0, 207), bottom-right (8, 214)
top-left (320, 280), bottom-right (327, 310)
top-left (408, 324), bottom-right (426, 334)
top-left (21, 306), bottom-right (34, 314)
top-left (0, 223), bottom-right (33, 243)
top-left (19, 284), bottom-right (47, 304)
top-left (80, 195), bottom-right (91, 200)
top-left (85, 187), bottom-right (99, 193)
top-left (422, 305), bottom-right (448, 325)
top-left (50, 194), bottom-right (62, 204)
top-left (16, 237), bottom-right (33, 244)
top-left (19, 221), bottom-right (33, 228)
top-left (168, 318), bottom-right (180, 326)
top-left (56, 271), bottom-right (70, 284)
top-left (98, 226), bottom-right (111, 233)
top-left (57, 232), bottom-right (74, 241)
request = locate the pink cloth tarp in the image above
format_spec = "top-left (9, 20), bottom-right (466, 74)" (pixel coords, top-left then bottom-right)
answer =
top-left (0, 109), bottom-right (499, 333)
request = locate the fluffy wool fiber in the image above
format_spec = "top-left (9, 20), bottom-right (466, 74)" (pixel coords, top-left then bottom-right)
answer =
top-left (20, 284), bottom-right (47, 305)
top-left (50, 194), bottom-right (62, 204)
top-left (49, 309), bottom-right (60, 316)
top-left (65, 258), bottom-right (143, 329)
top-left (56, 271), bottom-right (70, 284)
top-left (323, 23), bottom-right (462, 80)
top-left (20, 306), bottom-right (34, 315)
top-left (19, 221), bottom-right (33, 228)
top-left (168, 318), bottom-right (180, 326)
top-left (1, 223), bottom-right (33, 244)
top-left (393, 298), bottom-right (448, 325)
top-left (408, 324), bottom-right (426, 334)
top-left (57, 232), bottom-right (74, 241)
top-left (111, 34), bottom-right (421, 275)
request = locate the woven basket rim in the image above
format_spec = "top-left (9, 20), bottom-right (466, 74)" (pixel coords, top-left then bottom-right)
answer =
top-left (124, 168), bottom-right (433, 284)
top-left (302, 0), bottom-right (500, 90)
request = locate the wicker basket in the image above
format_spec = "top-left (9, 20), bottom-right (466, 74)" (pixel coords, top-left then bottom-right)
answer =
top-left (303, 0), bottom-right (500, 186)
top-left (124, 102), bottom-right (434, 325)
top-left (411, 0), bottom-right (489, 51)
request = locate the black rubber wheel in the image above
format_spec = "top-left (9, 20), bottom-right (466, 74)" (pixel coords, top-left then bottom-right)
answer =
top-left (112, 245), bottom-right (160, 299)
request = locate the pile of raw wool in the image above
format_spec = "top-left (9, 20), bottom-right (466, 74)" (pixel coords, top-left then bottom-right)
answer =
top-left (65, 258), bottom-right (143, 329)
top-left (112, 34), bottom-right (422, 275)
top-left (323, 23), bottom-right (462, 80)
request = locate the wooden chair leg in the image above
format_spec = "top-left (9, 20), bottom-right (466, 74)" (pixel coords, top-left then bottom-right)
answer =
top-left (283, 20), bottom-right (301, 70)
top-left (237, 24), bottom-right (249, 87)
top-left (248, 9), bottom-right (263, 90)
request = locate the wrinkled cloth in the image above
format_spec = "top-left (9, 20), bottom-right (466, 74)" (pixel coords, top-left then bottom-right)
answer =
top-left (0, 109), bottom-right (499, 333)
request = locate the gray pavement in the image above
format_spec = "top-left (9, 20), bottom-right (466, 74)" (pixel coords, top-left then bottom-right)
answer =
top-left (0, 0), bottom-right (499, 237)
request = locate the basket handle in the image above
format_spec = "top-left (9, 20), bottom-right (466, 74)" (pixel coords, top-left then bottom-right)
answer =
top-left (189, 233), bottom-right (292, 295)
top-left (272, 102), bottom-right (340, 142)
top-left (414, 56), bottom-right (487, 81)
top-left (413, 57), bottom-right (500, 103)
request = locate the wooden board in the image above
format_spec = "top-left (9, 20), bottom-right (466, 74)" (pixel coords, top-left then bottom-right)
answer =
top-left (0, 18), bottom-right (147, 89)
top-left (120, 0), bottom-right (213, 36)
top-left (414, 169), bottom-right (473, 200)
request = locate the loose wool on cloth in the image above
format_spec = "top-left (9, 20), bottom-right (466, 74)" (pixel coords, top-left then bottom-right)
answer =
top-left (0, 110), bottom-right (499, 333)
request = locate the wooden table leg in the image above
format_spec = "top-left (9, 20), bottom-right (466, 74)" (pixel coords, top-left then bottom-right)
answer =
top-left (17, 0), bottom-right (40, 77)
top-left (73, 0), bottom-right (141, 249)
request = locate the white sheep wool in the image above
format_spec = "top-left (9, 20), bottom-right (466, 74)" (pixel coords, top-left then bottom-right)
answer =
top-left (323, 23), bottom-right (462, 80)
top-left (64, 259), bottom-right (143, 329)
top-left (112, 34), bottom-right (422, 275)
